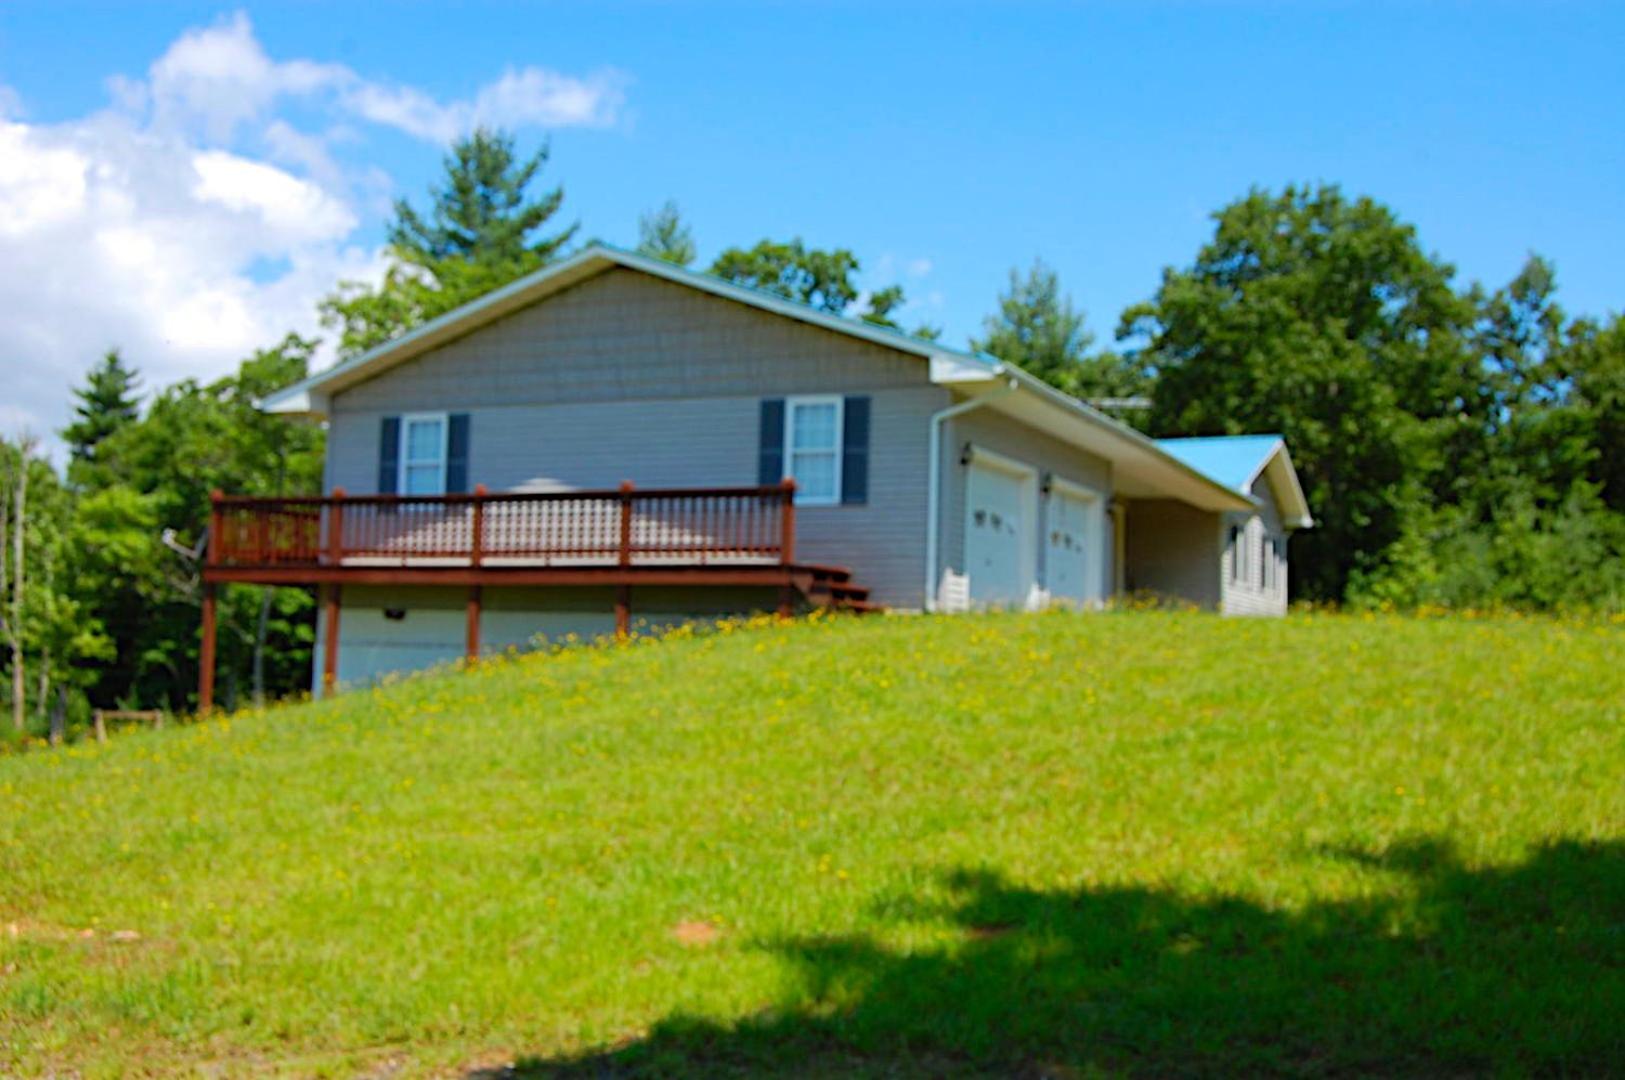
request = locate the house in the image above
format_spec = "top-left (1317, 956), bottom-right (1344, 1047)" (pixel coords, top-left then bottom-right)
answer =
top-left (197, 245), bottom-right (1312, 707)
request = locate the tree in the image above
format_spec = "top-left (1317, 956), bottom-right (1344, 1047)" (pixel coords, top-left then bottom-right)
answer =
top-left (862, 285), bottom-right (906, 330)
top-left (1120, 184), bottom-right (1478, 601)
top-left (973, 259), bottom-right (1148, 402)
top-left (76, 335), bottom-right (323, 711)
top-left (709, 238), bottom-right (919, 330)
top-left (711, 239), bottom-right (860, 313)
top-left (322, 129), bottom-right (577, 357)
top-left (1556, 311), bottom-right (1625, 514)
top-left (6, 436), bottom-right (32, 729)
top-left (62, 350), bottom-right (141, 487)
top-left (975, 259), bottom-right (1092, 385)
top-left (637, 200), bottom-right (696, 266)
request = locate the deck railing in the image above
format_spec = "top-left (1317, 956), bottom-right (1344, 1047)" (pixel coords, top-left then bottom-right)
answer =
top-left (207, 480), bottom-right (798, 570)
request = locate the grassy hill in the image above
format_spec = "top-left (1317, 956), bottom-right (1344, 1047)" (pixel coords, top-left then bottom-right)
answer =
top-left (1, 610), bottom-right (1621, 1077)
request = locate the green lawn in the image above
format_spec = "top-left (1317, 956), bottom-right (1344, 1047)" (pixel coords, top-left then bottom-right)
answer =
top-left (1, 610), bottom-right (1621, 1077)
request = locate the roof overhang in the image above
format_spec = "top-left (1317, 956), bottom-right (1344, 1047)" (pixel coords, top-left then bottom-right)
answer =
top-left (935, 363), bottom-right (1258, 515)
top-left (1249, 442), bottom-right (1314, 529)
top-left (258, 243), bottom-right (1296, 522)
top-left (261, 245), bottom-right (998, 418)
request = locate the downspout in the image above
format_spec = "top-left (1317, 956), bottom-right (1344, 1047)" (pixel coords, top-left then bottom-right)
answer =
top-left (924, 376), bottom-right (1019, 612)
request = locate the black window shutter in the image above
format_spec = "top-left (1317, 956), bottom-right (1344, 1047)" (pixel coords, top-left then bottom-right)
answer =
top-left (841, 395), bottom-right (870, 505)
top-left (758, 398), bottom-right (785, 485)
top-left (378, 416), bottom-right (401, 494)
top-left (446, 413), bottom-right (471, 493)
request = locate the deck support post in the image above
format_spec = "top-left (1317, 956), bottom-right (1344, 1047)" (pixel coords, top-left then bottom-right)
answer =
top-left (198, 582), bottom-right (218, 714)
top-left (615, 583), bottom-right (631, 640)
top-left (778, 580), bottom-right (796, 619)
top-left (466, 585), bottom-right (482, 664)
top-left (322, 583), bottom-right (342, 696)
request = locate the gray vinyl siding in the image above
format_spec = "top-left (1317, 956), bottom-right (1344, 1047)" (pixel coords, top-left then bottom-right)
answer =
top-left (1220, 474), bottom-right (1289, 616)
top-left (326, 266), bottom-right (948, 608)
top-left (1123, 499), bottom-right (1222, 609)
top-left (333, 267), bottom-right (926, 412)
top-left (937, 404), bottom-right (1113, 599)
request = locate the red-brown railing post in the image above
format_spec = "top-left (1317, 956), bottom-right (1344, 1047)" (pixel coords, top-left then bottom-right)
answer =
top-left (779, 478), bottom-right (797, 565)
top-left (326, 487), bottom-right (346, 566)
top-left (470, 483), bottom-right (488, 567)
top-left (618, 480), bottom-right (634, 567)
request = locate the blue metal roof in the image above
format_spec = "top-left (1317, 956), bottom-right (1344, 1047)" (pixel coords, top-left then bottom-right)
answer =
top-left (1154, 435), bottom-right (1284, 493)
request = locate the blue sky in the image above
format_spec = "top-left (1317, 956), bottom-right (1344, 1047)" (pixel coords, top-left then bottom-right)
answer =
top-left (1, 2), bottom-right (1621, 450)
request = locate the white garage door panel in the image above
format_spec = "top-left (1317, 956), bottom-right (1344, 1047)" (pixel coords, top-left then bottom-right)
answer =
top-left (964, 456), bottom-right (1036, 607)
top-left (1046, 486), bottom-right (1103, 604)
top-left (337, 608), bottom-right (465, 687)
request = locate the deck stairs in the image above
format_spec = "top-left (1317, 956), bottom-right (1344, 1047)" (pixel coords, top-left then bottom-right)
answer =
top-left (796, 564), bottom-right (881, 614)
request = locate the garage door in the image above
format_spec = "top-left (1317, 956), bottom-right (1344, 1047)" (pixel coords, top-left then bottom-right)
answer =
top-left (964, 453), bottom-right (1036, 607)
top-left (1046, 484), bottom-right (1103, 605)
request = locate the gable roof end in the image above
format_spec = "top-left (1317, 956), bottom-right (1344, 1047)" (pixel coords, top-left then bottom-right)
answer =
top-left (1155, 435), bottom-right (1313, 528)
top-left (259, 244), bottom-right (996, 417)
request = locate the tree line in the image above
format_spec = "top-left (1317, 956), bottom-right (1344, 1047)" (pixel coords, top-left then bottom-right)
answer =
top-left (2, 130), bottom-right (1620, 740)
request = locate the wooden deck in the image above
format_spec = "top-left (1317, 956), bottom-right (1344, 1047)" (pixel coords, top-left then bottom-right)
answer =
top-left (196, 481), bottom-right (874, 711)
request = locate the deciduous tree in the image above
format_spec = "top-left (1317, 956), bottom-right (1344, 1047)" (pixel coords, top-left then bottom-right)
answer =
top-left (709, 238), bottom-right (922, 332)
top-left (1120, 184), bottom-right (1477, 601)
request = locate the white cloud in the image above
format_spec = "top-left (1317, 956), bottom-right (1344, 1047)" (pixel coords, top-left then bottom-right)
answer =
top-left (907, 257), bottom-right (935, 278)
top-left (0, 124), bottom-right (88, 235)
top-left (0, 113), bottom-right (378, 449)
top-left (145, 12), bottom-right (347, 140)
top-left (0, 12), bottom-right (628, 458)
top-left (192, 149), bottom-right (356, 241)
top-left (341, 67), bottom-right (627, 144)
top-left (135, 10), bottom-right (626, 144)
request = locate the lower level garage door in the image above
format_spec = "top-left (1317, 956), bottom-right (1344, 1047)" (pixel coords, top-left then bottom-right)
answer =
top-left (964, 451), bottom-right (1037, 607)
top-left (1045, 482), bottom-right (1104, 605)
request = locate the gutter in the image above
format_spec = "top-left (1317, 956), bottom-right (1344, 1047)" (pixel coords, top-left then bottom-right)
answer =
top-left (993, 363), bottom-right (1258, 514)
top-left (923, 378), bottom-right (1019, 612)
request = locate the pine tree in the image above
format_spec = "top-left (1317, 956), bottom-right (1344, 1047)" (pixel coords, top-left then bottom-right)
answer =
top-left (62, 350), bottom-right (140, 486)
top-left (974, 260), bottom-right (1095, 391)
top-left (636, 200), bottom-right (696, 266)
top-left (322, 128), bottom-right (577, 357)
top-left (390, 129), bottom-right (576, 268)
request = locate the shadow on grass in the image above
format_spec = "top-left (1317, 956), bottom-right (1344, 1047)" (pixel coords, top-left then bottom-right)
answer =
top-left (496, 839), bottom-right (1624, 1077)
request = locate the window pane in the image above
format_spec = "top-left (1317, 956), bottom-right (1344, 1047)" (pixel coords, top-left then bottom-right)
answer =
top-left (791, 451), bottom-right (836, 500)
top-left (791, 403), bottom-right (837, 450)
top-left (406, 419), bottom-right (443, 461)
top-left (404, 463), bottom-right (442, 495)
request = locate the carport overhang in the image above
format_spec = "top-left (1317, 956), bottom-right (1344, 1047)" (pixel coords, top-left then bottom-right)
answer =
top-left (934, 363), bottom-right (1258, 515)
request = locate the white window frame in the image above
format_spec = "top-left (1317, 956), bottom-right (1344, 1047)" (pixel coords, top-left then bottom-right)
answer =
top-left (783, 394), bottom-right (843, 507)
top-left (399, 411), bottom-right (449, 496)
